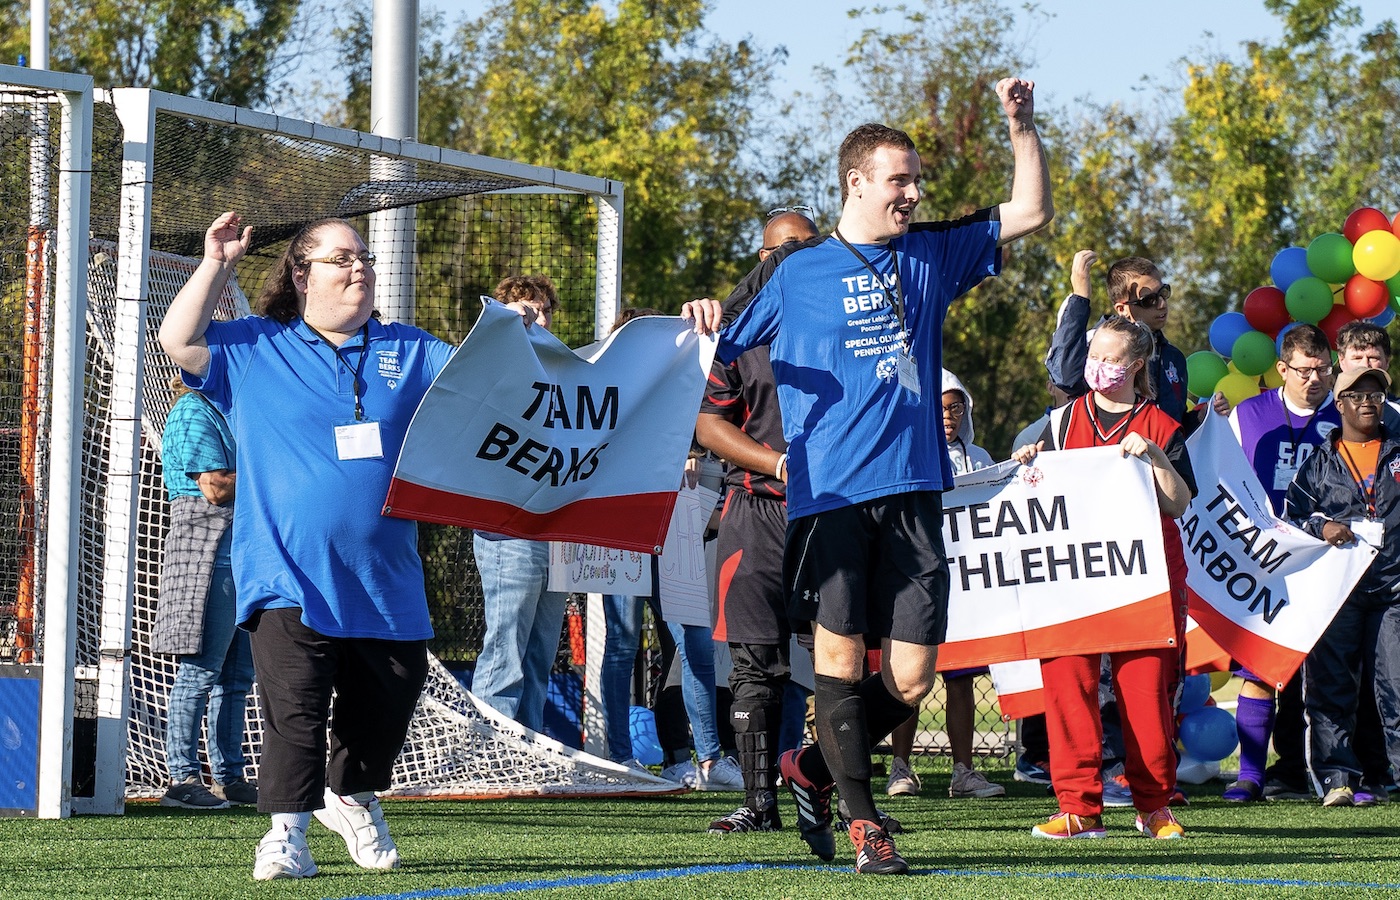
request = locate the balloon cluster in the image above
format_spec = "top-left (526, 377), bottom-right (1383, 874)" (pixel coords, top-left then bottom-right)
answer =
top-left (1188, 208), bottom-right (1400, 406)
top-left (1175, 672), bottom-right (1238, 783)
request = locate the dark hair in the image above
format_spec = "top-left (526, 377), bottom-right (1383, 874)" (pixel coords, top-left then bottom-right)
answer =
top-left (609, 306), bottom-right (664, 334)
top-left (837, 123), bottom-right (917, 203)
top-left (1106, 257), bottom-right (1163, 305)
top-left (1095, 315), bottom-right (1156, 399)
top-left (1279, 323), bottom-right (1332, 363)
top-left (493, 274), bottom-right (559, 312)
top-left (1335, 320), bottom-right (1392, 361)
top-left (256, 217), bottom-right (357, 323)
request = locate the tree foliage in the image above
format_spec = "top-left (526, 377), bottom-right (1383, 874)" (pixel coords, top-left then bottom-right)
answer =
top-left (2, 0), bottom-right (302, 105)
top-left (338, 0), bottom-right (783, 312)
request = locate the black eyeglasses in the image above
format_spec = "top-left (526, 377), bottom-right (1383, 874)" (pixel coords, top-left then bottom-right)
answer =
top-left (767, 205), bottom-right (815, 219)
top-left (943, 402), bottom-right (967, 416)
top-left (1339, 390), bottom-right (1387, 404)
top-left (302, 252), bottom-right (376, 268)
top-left (1283, 362), bottom-right (1334, 380)
top-left (1127, 284), bottom-right (1171, 308)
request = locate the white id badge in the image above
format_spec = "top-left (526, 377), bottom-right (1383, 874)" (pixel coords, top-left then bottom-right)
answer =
top-left (1350, 518), bottom-right (1385, 548)
top-left (1273, 458), bottom-right (1300, 492)
top-left (896, 351), bottom-right (920, 397)
top-left (334, 420), bottom-right (384, 460)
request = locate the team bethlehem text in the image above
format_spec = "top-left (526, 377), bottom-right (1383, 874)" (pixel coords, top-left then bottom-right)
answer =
top-left (475, 382), bottom-right (618, 486)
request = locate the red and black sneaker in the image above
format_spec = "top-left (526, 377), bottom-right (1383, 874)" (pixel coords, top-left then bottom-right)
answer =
top-left (778, 748), bottom-right (835, 861)
top-left (849, 818), bottom-right (909, 875)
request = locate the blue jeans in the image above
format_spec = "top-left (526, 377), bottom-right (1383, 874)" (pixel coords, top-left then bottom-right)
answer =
top-left (472, 535), bottom-right (569, 733)
top-left (668, 618), bottom-right (721, 762)
top-left (165, 565), bottom-right (254, 784)
top-left (601, 594), bottom-right (643, 762)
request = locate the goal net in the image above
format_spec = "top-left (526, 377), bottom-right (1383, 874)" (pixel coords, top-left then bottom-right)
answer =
top-left (2, 76), bottom-right (673, 814)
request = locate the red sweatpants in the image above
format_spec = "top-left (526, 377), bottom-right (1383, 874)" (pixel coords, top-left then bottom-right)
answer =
top-left (1042, 645), bottom-right (1178, 816)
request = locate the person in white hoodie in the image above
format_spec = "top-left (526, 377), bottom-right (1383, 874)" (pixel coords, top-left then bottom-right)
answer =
top-left (881, 370), bottom-right (1004, 798)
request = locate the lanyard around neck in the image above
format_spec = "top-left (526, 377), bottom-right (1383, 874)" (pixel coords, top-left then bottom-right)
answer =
top-left (833, 228), bottom-right (906, 346)
top-left (307, 321), bottom-right (371, 421)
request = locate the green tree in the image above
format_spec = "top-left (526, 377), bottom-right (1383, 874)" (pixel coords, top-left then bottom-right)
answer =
top-left (1168, 0), bottom-right (1400, 335)
top-left (3, 0), bottom-right (302, 105)
top-left (338, 0), bottom-right (782, 312)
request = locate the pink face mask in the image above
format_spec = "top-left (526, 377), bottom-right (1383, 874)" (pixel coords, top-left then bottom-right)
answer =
top-left (1085, 358), bottom-right (1132, 393)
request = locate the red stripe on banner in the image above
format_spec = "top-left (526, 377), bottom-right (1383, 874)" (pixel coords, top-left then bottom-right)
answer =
top-left (1187, 589), bottom-right (1305, 689)
top-left (382, 479), bottom-right (678, 554)
top-left (997, 687), bottom-right (1045, 721)
top-left (937, 592), bottom-right (1176, 670)
top-left (1185, 616), bottom-right (1232, 675)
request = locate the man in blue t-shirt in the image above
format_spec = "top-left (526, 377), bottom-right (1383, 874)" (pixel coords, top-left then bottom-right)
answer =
top-left (683, 77), bottom-right (1051, 876)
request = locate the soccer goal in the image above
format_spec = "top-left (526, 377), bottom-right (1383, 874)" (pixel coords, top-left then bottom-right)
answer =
top-left (2, 70), bottom-right (676, 816)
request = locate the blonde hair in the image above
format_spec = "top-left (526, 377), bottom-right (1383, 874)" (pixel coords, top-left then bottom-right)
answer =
top-left (1094, 315), bottom-right (1155, 399)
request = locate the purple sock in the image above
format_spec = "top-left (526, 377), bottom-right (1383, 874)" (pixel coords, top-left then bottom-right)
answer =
top-left (1235, 694), bottom-right (1275, 784)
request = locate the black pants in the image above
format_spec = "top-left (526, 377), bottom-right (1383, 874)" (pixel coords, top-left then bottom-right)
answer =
top-left (248, 608), bottom-right (428, 813)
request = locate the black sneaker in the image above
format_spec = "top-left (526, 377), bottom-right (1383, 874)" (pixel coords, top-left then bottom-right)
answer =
top-left (836, 797), bottom-right (904, 834)
top-left (213, 779), bottom-right (258, 805)
top-left (849, 818), bottom-right (908, 875)
top-left (160, 777), bottom-right (230, 810)
top-left (779, 748), bottom-right (835, 861)
top-left (707, 801), bottom-right (781, 834)
top-left (1262, 777), bottom-right (1311, 801)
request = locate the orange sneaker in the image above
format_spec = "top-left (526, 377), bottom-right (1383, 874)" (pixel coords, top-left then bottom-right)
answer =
top-left (1135, 806), bottom-right (1186, 839)
top-left (1030, 812), bottom-right (1105, 839)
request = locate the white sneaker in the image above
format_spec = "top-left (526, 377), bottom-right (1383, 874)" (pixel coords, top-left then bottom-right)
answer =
top-left (313, 789), bottom-right (400, 870)
top-left (661, 760), bottom-right (698, 786)
top-left (253, 826), bottom-right (318, 880)
top-left (886, 757), bottom-right (922, 797)
top-left (694, 756), bottom-right (744, 791)
top-left (949, 762), bottom-right (1006, 798)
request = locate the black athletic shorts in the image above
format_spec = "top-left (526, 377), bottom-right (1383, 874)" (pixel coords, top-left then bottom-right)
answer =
top-left (783, 490), bottom-right (949, 646)
top-left (714, 488), bottom-right (789, 645)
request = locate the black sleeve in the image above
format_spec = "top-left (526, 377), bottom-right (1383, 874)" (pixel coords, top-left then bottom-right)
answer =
top-left (719, 235), bottom-right (824, 328)
top-left (1161, 430), bottom-right (1198, 499)
top-left (907, 205), bottom-right (999, 233)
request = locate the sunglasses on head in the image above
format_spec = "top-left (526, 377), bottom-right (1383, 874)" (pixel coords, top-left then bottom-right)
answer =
top-left (767, 205), bottom-right (815, 219)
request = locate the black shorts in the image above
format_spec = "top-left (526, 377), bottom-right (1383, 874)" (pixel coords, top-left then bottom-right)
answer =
top-left (714, 488), bottom-right (789, 645)
top-left (784, 490), bottom-right (949, 646)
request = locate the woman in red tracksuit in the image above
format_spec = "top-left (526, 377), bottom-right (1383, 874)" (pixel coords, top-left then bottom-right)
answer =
top-left (1011, 315), bottom-right (1196, 840)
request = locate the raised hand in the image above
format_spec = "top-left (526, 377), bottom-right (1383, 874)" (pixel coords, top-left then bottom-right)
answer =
top-left (205, 211), bottom-right (252, 266)
top-left (996, 77), bottom-right (1036, 124)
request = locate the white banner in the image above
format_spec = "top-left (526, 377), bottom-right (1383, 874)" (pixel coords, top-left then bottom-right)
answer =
top-left (1180, 411), bottom-right (1375, 688)
top-left (939, 447), bottom-right (1175, 670)
top-left (384, 303), bottom-right (717, 552)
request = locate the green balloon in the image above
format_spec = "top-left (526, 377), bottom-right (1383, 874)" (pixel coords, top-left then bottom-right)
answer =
top-left (1388, 270), bottom-right (1400, 301)
top-left (1231, 330), bottom-right (1277, 377)
top-left (1307, 232), bottom-right (1357, 283)
top-left (1186, 351), bottom-right (1229, 397)
top-left (1285, 276), bottom-right (1334, 323)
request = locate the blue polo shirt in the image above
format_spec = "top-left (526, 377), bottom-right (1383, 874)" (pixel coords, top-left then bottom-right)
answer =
top-left (187, 315), bottom-right (455, 640)
top-left (719, 214), bottom-right (1000, 518)
top-left (162, 390), bottom-right (237, 566)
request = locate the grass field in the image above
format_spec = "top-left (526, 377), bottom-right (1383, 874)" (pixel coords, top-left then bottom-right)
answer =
top-left (4, 759), bottom-right (1398, 900)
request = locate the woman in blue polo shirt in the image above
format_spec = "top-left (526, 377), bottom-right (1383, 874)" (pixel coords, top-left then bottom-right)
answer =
top-left (160, 212), bottom-right (522, 881)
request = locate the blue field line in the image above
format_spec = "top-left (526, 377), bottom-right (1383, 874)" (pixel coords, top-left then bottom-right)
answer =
top-left (329, 862), bottom-right (1400, 899)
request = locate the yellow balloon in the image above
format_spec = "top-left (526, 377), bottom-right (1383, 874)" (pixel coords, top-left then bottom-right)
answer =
top-left (1209, 670), bottom-right (1232, 692)
top-left (1354, 229), bottom-right (1400, 282)
top-left (1262, 364), bottom-right (1284, 388)
top-left (1217, 371), bottom-right (1262, 406)
top-left (1226, 360), bottom-right (1241, 375)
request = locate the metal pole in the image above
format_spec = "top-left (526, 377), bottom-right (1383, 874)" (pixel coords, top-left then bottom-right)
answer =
top-left (369, 0), bottom-right (419, 325)
top-left (29, 0), bottom-right (48, 69)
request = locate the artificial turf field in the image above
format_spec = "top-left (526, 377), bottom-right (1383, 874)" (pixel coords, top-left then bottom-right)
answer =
top-left (4, 761), bottom-right (1399, 900)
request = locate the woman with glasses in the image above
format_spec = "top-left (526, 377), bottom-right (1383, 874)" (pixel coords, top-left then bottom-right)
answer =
top-left (1286, 366), bottom-right (1400, 809)
top-left (159, 212), bottom-right (537, 881)
top-left (1012, 316), bottom-right (1196, 840)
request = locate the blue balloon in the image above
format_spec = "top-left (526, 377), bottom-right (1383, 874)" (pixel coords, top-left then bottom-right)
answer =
top-left (628, 705), bottom-right (663, 766)
top-left (1370, 305), bottom-right (1397, 327)
top-left (1270, 246), bottom-right (1312, 292)
top-left (1209, 312), bottom-right (1252, 357)
top-left (1178, 673), bottom-right (1212, 712)
top-left (1275, 321), bottom-right (1301, 356)
top-left (1179, 706), bottom-right (1239, 762)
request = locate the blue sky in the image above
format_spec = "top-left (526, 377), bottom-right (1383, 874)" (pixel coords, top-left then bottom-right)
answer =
top-left (412, 0), bottom-right (1391, 110)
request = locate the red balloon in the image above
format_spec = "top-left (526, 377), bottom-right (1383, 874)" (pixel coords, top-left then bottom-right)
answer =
top-left (1345, 207), bottom-right (1392, 243)
top-left (1345, 274), bottom-right (1390, 318)
top-left (1318, 304), bottom-right (1357, 346)
top-left (1242, 285), bottom-right (1292, 337)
